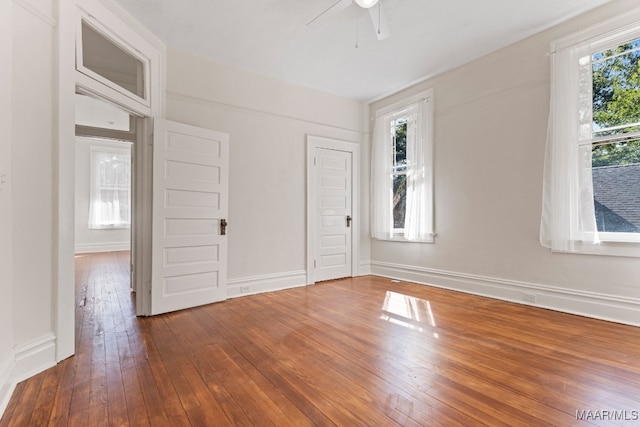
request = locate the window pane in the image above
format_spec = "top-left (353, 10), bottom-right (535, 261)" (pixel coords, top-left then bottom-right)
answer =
top-left (393, 174), bottom-right (406, 229)
top-left (99, 189), bottom-right (131, 224)
top-left (81, 22), bottom-right (146, 100)
top-left (592, 38), bottom-right (640, 137)
top-left (392, 118), bottom-right (407, 170)
top-left (592, 138), bottom-right (640, 233)
top-left (90, 148), bottom-right (131, 229)
top-left (100, 153), bottom-right (131, 188)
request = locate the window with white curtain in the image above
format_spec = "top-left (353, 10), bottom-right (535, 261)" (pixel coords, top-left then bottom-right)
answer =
top-left (88, 146), bottom-right (131, 229)
top-left (371, 89), bottom-right (434, 242)
top-left (541, 11), bottom-right (640, 257)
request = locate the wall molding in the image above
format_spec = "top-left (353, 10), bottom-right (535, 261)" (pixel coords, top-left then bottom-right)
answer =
top-left (13, 333), bottom-right (57, 383)
top-left (227, 270), bottom-right (307, 299)
top-left (13, 0), bottom-right (56, 27)
top-left (167, 91), bottom-right (362, 135)
top-left (75, 241), bottom-right (130, 254)
top-left (436, 78), bottom-right (549, 118)
top-left (0, 352), bottom-right (16, 419)
top-left (371, 261), bottom-right (640, 327)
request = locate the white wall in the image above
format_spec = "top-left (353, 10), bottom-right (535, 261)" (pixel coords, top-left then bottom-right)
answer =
top-left (1, 0), bottom-right (63, 415)
top-left (3, 0), bottom-right (58, 408)
top-left (0, 0), bottom-right (15, 415)
top-left (369, 0), bottom-right (640, 325)
top-left (74, 138), bottom-right (131, 253)
top-left (165, 49), bottom-right (367, 295)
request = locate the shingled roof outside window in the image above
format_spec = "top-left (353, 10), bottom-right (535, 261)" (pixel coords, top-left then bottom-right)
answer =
top-left (592, 163), bottom-right (640, 233)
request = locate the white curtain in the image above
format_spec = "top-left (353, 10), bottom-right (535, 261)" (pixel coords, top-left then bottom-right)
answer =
top-left (371, 111), bottom-right (394, 240)
top-left (540, 40), bottom-right (598, 251)
top-left (371, 97), bottom-right (434, 241)
top-left (404, 99), bottom-right (434, 241)
top-left (88, 148), bottom-right (131, 229)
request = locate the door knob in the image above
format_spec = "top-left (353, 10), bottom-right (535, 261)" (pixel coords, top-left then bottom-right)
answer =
top-left (346, 215), bottom-right (352, 227)
top-left (220, 219), bottom-right (227, 235)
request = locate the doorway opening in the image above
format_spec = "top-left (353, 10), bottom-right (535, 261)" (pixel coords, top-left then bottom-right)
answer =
top-left (56, 0), bottom-right (162, 361)
top-left (74, 93), bottom-right (140, 326)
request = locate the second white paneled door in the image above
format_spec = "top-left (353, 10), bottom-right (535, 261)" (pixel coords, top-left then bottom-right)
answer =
top-left (151, 120), bottom-right (229, 315)
top-left (308, 136), bottom-right (359, 283)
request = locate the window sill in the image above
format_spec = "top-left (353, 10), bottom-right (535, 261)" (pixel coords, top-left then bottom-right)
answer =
top-left (88, 225), bottom-right (131, 230)
top-left (550, 240), bottom-right (640, 258)
top-left (597, 232), bottom-right (640, 243)
top-left (375, 233), bottom-right (436, 244)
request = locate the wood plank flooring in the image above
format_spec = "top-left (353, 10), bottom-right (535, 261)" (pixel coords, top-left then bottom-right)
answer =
top-left (2, 251), bottom-right (640, 426)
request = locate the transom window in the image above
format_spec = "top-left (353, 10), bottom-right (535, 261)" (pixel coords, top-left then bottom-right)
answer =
top-left (81, 22), bottom-right (146, 100)
top-left (75, 12), bottom-right (154, 114)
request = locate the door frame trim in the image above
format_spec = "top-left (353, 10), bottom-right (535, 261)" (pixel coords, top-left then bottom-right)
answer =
top-left (56, 0), bottom-right (163, 360)
top-left (306, 135), bottom-right (360, 285)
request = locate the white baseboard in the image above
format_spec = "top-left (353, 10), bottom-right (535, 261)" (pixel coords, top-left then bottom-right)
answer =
top-left (0, 352), bottom-right (16, 419)
top-left (13, 333), bottom-right (57, 383)
top-left (0, 333), bottom-right (57, 419)
top-left (227, 270), bottom-right (307, 299)
top-left (75, 241), bottom-right (130, 254)
top-left (358, 260), bottom-right (372, 276)
top-left (371, 261), bottom-right (640, 327)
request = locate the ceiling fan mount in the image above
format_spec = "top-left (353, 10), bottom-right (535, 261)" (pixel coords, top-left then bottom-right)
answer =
top-left (354, 0), bottom-right (379, 8)
top-left (307, 0), bottom-right (390, 41)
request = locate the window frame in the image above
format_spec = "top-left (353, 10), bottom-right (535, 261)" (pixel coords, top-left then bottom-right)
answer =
top-left (390, 114), bottom-right (409, 236)
top-left (75, 9), bottom-right (153, 115)
top-left (88, 145), bottom-right (132, 230)
top-left (588, 38), bottom-right (640, 239)
top-left (548, 7), bottom-right (640, 256)
top-left (372, 88), bottom-right (435, 243)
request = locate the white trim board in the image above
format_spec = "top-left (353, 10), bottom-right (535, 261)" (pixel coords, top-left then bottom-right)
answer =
top-left (0, 334), bottom-right (57, 419)
top-left (75, 241), bottom-right (130, 254)
top-left (0, 353), bottom-right (16, 419)
top-left (13, 0), bottom-right (57, 27)
top-left (359, 261), bottom-right (372, 276)
top-left (370, 261), bottom-right (640, 327)
top-left (227, 271), bottom-right (307, 299)
top-left (13, 333), bottom-right (57, 383)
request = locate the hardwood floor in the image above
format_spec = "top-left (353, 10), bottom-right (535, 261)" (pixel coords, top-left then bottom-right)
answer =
top-left (2, 252), bottom-right (640, 426)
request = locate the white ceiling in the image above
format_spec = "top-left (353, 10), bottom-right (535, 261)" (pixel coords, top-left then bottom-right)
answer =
top-left (113, 0), bottom-right (612, 101)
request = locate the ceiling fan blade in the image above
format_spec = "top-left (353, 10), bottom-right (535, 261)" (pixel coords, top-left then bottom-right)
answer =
top-left (307, 0), bottom-right (353, 26)
top-left (368, 2), bottom-right (390, 40)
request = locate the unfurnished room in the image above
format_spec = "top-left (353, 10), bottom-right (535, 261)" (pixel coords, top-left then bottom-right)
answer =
top-left (1, 0), bottom-right (640, 425)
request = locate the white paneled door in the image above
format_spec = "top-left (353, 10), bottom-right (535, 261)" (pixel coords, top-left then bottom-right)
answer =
top-left (314, 147), bottom-right (353, 282)
top-left (151, 120), bottom-right (229, 315)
